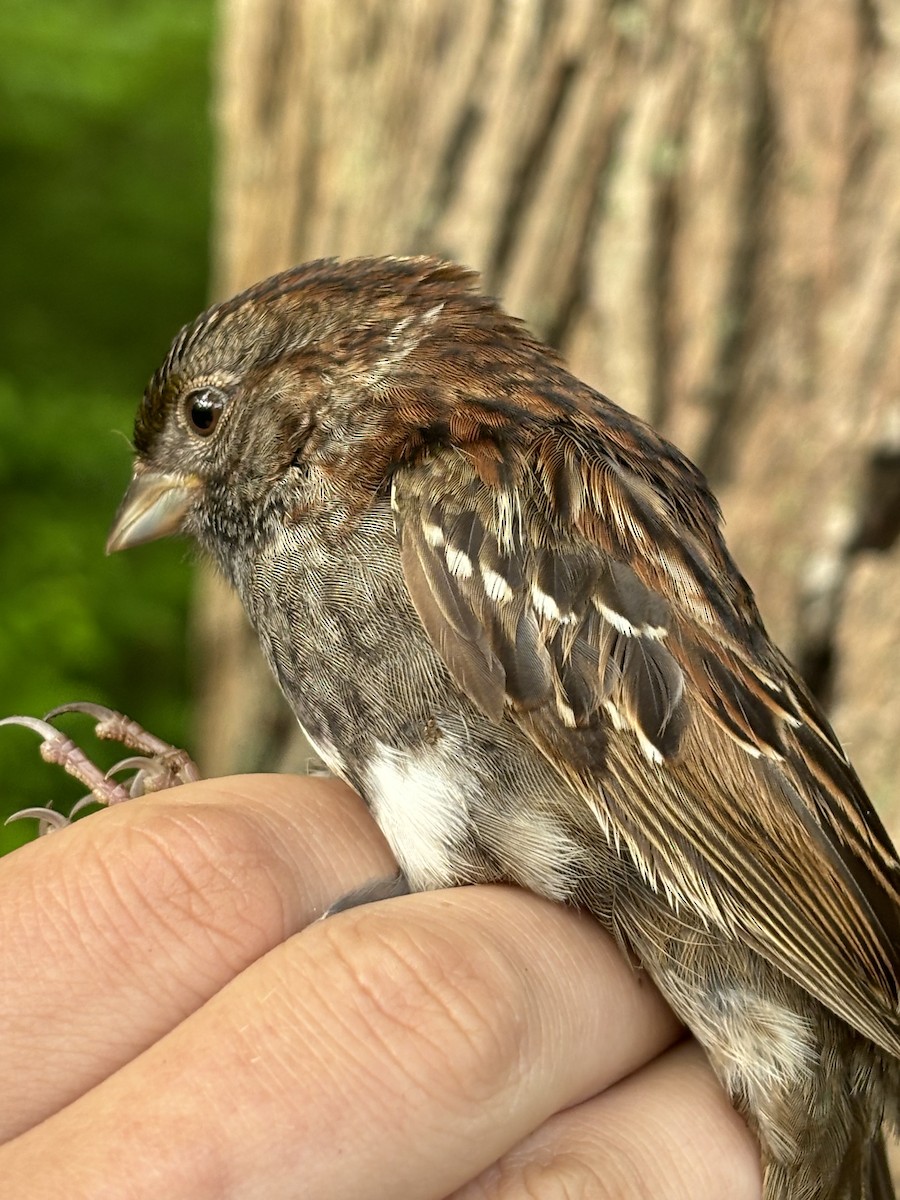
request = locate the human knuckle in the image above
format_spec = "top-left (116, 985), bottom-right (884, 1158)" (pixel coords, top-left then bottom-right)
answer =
top-left (319, 905), bottom-right (528, 1109)
top-left (84, 802), bottom-right (288, 954)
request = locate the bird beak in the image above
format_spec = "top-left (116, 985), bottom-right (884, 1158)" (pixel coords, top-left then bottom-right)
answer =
top-left (106, 470), bottom-right (201, 554)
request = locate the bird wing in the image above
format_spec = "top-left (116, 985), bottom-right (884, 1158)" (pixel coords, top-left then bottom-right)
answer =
top-left (392, 422), bottom-right (900, 1056)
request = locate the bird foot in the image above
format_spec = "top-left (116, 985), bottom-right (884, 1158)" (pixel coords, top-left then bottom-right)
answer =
top-left (1, 703), bottom-right (199, 834)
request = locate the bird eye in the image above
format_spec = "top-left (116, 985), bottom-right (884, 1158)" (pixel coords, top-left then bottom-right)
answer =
top-left (183, 387), bottom-right (227, 437)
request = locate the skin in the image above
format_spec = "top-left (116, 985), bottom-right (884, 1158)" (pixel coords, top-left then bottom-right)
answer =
top-left (0, 774), bottom-right (761, 1199)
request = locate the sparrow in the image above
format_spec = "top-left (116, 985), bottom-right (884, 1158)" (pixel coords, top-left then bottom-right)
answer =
top-left (102, 255), bottom-right (898, 1199)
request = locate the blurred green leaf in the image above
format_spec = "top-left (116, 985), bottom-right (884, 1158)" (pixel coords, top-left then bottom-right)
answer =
top-left (0, 0), bottom-right (213, 846)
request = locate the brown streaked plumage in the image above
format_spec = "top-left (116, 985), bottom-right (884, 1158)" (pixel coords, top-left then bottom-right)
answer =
top-left (108, 256), bottom-right (899, 1198)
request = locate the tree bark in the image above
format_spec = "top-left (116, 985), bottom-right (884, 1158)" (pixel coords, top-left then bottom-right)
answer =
top-left (200, 0), bottom-right (900, 839)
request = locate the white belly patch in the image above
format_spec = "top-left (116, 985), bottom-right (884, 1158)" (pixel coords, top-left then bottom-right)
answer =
top-left (365, 740), bottom-right (477, 890)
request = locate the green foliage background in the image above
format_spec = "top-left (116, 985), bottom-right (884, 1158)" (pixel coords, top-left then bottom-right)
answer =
top-left (0, 0), bottom-right (214, 849)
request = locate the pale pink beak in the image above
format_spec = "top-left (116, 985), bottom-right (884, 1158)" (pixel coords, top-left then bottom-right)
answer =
top-left (106, 470), bottom-right (201, 553)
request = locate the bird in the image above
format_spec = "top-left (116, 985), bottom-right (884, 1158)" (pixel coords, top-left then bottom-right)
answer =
top-left (101, 255), bottom-right (898, 1199)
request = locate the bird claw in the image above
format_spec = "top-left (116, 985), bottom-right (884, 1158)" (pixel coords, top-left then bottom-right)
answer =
top-left (3, 802), bottom-right (73, 837)
top-left (2, 705), bottom-right (200, 834)
top-left (0, 714), bottom-right (132, 808)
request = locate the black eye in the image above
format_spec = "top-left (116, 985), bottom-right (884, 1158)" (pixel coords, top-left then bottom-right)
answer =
top-left (183, 387), bottom-right (227, 437)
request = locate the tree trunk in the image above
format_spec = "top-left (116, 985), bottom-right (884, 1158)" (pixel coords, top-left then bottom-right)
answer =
top-left (199, 0), bottom-right (900, 841)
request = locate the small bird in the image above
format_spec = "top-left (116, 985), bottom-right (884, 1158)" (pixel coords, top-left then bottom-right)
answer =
top-left (104, 256), bottom-right (898, 1198)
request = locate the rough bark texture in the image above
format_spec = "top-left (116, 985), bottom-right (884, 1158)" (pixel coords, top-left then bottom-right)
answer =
top-left (201, 0), bottom-right (900, 845)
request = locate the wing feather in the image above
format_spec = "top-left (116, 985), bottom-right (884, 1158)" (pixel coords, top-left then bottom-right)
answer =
top-left (392, 434), bottom-right (900, 1057)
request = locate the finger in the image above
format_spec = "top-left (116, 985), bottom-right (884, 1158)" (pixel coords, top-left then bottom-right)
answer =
top-left (1, 886), bottom-right (682, 1199)
top-left (0, 773), bottom-right (397, 1140)
top-left (452, 1040), bottom-right (761, 1200)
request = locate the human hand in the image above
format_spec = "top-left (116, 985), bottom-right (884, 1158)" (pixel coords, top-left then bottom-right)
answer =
top-left (0, 775), bottom-right (761, 1198)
